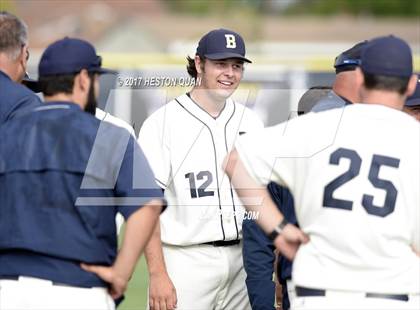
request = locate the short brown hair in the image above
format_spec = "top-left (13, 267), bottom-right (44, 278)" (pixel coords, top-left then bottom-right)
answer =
top-left (39, 72), bottom-right (95, 97)
top-left (363, 73), bottom-right (409, 95)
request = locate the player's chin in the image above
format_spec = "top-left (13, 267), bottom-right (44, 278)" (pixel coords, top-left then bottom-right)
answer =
top-left (211, 87), bottom-right (237, 100)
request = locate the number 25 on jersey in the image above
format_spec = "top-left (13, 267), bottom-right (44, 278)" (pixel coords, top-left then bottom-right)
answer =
top-left (323, 147), bottom-right (400, 217)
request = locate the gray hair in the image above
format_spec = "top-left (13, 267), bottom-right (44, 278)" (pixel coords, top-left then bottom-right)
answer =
top-left (0, 11), bottom-right (28, 60)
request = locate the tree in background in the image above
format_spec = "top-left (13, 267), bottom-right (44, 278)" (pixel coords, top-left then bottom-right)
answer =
top-left (164, 0), bottom-right (419, 17)
top-left (285, 0), bottom-right (419, 17)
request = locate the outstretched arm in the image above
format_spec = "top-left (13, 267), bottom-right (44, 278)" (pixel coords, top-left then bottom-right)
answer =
top-left (224, 148), bottom-right (308, 260)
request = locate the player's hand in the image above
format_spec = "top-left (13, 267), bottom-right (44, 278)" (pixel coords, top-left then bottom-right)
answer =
top-left (149, 272), bottom-right (177, 310)
top-left (80, 263), bottom-right (128, 300)
top-left (274, 224), bottom-right (309, 260)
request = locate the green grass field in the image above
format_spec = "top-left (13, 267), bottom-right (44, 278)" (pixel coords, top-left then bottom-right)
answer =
top-left (119, 257), bottom-right (149, 310)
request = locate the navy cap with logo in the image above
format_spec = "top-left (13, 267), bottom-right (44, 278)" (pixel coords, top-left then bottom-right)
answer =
top-left (196, 28), bottom-right (251, 63)
top-left (405, 78), bottom-right (420, 107)
top-left (38, 37), bottom-right (116, 76)
top-left (361, 35), bottom-right (413, 78)
top-left (334, 40), bottom-right (367, 73)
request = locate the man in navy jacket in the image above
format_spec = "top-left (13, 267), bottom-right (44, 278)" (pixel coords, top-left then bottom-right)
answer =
top-left (0, 11), bottom-right (41, 124)
top-left (243, 183), bottom-right (297, 310)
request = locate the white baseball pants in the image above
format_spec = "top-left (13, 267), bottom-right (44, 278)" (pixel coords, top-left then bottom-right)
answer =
top-left (159, 242), bottom-right (251, 310)
top-left (0, 276), bottom-right (115, 310)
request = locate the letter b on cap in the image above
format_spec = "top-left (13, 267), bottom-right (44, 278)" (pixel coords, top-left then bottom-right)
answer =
top-left (225, 34), bottom-right (236, 49)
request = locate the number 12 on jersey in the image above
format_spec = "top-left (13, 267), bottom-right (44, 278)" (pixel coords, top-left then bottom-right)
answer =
top-left (185, 171), bottom-right (215, 198)
top-left (323, 147), bottom-right (400, 217)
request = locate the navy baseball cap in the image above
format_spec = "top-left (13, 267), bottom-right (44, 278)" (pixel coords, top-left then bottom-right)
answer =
top-left (405, 77), bottom-right (420, 107)
top-left (38, 37), bottom-right (116, 76)
top-left (196, 28), bottom-right (251, 63)
top-left (361, 35), bottom-right (413, 78)
top-left (334, 41), bottom-right (367, 73)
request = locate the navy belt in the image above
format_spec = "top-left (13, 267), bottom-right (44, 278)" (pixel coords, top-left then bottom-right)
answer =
top-left (295, 286), bottom-right (409, 302)
top-left (202, 240), bottom-right (240, 247)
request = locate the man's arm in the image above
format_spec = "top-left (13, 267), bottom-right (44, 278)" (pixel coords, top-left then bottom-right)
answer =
top-left (81, 199), bottom-right (162, 299)
top-left (145, 221), bottom-right (177, 310)
top-left (224, 149), bottom-right (308, 260)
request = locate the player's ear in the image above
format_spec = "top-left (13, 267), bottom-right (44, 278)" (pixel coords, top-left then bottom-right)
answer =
top-left (405, 74), bottom-right (418, 97)
top-left (73, 69), bottom-right (89, 96)
top-left (18, 45), bottom-right (28, 64)
top-left (78, 69), bottom-right (90, 92)
top-left (16, 44), bottom-right (29, 82)
top-left (195, 55), bottom-right (203, 74)
top-left (354, 67), bottom-right (364, 89)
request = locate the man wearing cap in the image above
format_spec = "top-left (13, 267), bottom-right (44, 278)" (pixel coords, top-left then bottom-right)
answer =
top-left (311, 41), bottom-right (367, 113)
top-left (404, 77), bottom-right (420, 121)
top-left (225, 35), bottom-right (419, 309)
top-left (0, 11), bottom-right (41, 124)
top-left (0, 37), bottom-right (165, 309)
top-left (138, 28), bottom-right (262, 310)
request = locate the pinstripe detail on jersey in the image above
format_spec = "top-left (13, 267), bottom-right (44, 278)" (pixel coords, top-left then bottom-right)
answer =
top-left (175, 98), bottom-right (226, 241)
top-left (224, 102), bottom-right (239, 240)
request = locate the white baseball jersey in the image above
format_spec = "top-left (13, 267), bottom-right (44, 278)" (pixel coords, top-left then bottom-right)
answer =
top-left (236, 104), bottom-right (420, 294)
top-left (139, 93), bottom-right (263, 245)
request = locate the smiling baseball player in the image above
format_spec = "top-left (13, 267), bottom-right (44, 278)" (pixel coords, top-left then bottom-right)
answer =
top-left (138, 28), bottom-right (263, 310)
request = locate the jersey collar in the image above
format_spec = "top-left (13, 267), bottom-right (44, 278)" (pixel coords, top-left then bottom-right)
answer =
top-left (177, 93), bottom-right (235, 126)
